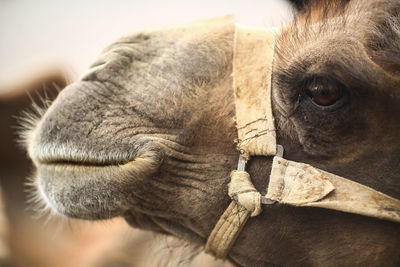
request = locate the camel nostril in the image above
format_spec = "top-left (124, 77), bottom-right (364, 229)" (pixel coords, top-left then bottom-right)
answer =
top-left (80, 60), bottom-right (107, 80)
top-left (89, 60), bottom-right (107, 69)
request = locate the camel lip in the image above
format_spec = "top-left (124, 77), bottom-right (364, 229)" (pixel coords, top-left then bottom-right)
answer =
top-left (29, 143), bottom-right (134, 167)
top-left (35, 161), bottom-right (138, 220)
top-left (34, 145), bottom-right (162, 220)
top-left (36, 158), bottom-right (130, 167)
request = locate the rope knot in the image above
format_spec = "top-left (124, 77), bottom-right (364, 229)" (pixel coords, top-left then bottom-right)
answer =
top-left (228, 170), bottom-right (262, 217)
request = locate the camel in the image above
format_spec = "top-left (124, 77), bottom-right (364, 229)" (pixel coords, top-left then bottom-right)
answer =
top-left (24, 0), bottom-right (400, 266)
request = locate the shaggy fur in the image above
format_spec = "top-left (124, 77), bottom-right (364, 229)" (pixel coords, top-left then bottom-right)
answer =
top-left (24, 1), bottom-right (400, 266)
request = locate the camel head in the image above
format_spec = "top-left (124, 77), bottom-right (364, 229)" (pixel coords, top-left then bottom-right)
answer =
top-left (25, 1), bottom-right (400, 266)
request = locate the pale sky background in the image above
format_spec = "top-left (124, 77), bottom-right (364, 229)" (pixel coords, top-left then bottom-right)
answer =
top-left (0, 0), bottom-right (293, 84)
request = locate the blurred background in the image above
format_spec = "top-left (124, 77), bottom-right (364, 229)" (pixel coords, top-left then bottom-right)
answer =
top-left (0, 0), bottom-right (294, 266)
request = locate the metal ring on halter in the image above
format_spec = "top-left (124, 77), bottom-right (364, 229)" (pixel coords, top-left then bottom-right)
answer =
top-left (237, 145), bottom-right (284, 206)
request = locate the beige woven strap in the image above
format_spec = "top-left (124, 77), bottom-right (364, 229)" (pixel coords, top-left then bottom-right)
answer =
top-left (267, 157), bottom-right (400, 223)
top-left (229, 171), bottom-right (262, 217)
top-left (205, 24), bottom-right (277, 259)
top-left (233, 24), bottom-right (277, 158)
top-left (205, 201), bottom-right (250, 258)
top-left (205, 167), bottom-right (263, 259)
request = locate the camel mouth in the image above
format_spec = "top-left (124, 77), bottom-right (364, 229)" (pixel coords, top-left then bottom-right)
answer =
top-left (32, 142), bottom-right (164, 220)
top-left (36, 158), bottom-right (130, 167)
top-left (35, 156), bottom-right (159, 220)
top-left (29, 143), bottom-right (135, 168)
top-left (35, 162), bottom-right (134, 219)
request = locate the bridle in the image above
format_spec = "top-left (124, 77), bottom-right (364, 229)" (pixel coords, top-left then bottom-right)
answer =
top-left (204, 24), bottom-right (400, 259)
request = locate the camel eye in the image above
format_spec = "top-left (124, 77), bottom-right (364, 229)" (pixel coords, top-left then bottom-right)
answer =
top-left (306, 83), bottom-right (342, 106)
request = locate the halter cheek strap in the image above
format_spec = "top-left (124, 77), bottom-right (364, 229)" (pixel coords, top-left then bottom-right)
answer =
top-left (205, 24), bottom-right (400, 259)
top-left (205, 25), bottom-right (277, 259)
